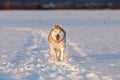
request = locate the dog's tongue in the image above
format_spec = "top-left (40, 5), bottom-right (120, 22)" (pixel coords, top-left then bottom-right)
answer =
top-left (56, 34), bottom-right (60, 41)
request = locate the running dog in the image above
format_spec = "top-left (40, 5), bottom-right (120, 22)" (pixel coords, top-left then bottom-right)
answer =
top-left (48, 25), bottom-right (66, 61)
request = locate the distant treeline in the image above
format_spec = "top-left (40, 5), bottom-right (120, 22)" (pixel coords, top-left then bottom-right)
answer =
top-left (0, 0), bottom-right (120, 9)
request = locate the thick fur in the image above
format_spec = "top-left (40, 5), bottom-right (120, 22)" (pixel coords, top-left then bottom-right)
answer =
top-left (48, 25), bottom-right (66, 61)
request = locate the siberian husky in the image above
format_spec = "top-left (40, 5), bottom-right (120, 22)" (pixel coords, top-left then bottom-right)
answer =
top-left (48, 25), bottom-right (66, 61)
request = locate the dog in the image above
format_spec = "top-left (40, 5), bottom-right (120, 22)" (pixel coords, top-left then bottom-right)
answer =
top-left (48, 25), bottom-right (66, 61)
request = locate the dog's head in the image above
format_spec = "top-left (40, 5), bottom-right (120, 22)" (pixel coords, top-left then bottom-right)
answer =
top-left (51, 25), bottom-right (65, 42)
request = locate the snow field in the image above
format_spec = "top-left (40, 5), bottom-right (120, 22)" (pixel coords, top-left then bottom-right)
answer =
top-left (0, 10), bottom-right (120, 80)
top-left (0, 27), bottom-right (113, 80)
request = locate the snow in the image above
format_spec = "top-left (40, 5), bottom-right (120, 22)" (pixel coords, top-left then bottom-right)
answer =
top-left (0, 10), bottom-right (120, 80)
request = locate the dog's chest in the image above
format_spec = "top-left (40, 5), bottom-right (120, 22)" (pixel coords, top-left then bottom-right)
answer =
top-left (50, 40), bottom-right (65, 49)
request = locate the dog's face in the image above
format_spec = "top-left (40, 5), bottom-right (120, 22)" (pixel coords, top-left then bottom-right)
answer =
top-left (51, 25), bottom-right (64, 42)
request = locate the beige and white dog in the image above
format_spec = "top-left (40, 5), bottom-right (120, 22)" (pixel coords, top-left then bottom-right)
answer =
top-left (48, 25), bottom-right (66, 61)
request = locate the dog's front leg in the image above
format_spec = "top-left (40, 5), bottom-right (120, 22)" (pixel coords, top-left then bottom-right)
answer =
top-left (60, 47), bottom-right (65, 61)
top-left (50, 48), bottom-right (58, 61)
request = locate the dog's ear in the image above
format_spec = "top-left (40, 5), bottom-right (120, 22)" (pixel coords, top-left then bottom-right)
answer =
top-left (58, 24), bottom-right (62, 27)
top-left (53, 24), bottom-right (63, 29)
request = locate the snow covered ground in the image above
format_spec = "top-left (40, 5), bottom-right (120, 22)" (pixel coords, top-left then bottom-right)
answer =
top-left (0, 10), bottom-right (120, 80)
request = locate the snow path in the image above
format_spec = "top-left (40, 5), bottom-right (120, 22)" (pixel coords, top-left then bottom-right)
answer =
top-left (0, 27), bottom-right (112, 80)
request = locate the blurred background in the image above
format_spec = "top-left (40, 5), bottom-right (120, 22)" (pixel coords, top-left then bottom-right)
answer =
top-left (0, 0), bottom-right (120, 10)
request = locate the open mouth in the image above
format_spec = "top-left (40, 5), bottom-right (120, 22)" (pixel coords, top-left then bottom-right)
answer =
top-left (56, 34), bottom-right (60, 41)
